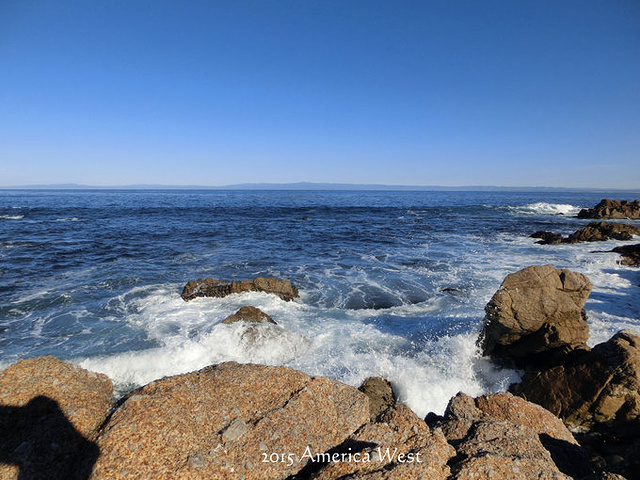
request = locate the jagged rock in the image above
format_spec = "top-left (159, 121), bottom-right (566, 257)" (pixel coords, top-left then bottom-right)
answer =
top-left (0, 356), bottom-right (112, 480)
top-left (511, 330), bottom-right (640, 431)
top-left (221, 306), bottom-right (276, 325)
top-left (436, 392), bottom-right (578, 445)
top-left (306, 404), bottom-right (455, 480)
top-left (90, 362), bottom-right (369, 479)
top-left (181, 276), bottom-right (299, 302)
top-left (478, 265), bottom-right (592, 368)
top-left (358, 377), bottom-right (396, 422)
top-left (611, 244), bottom-right (640, 267)
top-left (565, 222), bottom-right (640, 243)
top-left (578, 199), bottom-right (640, 220)
top-left (451, 420), bottom-right (573, 480)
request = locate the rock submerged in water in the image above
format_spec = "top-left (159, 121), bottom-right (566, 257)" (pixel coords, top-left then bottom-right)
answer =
top-left (577, 199), bottom-right (640, 220)
top-left (181, 276), bottom-right (299, 302)
top-left (478, 265), bottom-right (592, 368)
top-left (532, 222), bottom-right (640, 245)
top-left (611, 244), bottom-right (640, 267)
top-left (221, 305), bottom-right (277, 325)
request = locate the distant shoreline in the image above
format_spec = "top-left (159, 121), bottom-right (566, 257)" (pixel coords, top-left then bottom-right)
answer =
top-left (1, 182), bottom-right (639, 193)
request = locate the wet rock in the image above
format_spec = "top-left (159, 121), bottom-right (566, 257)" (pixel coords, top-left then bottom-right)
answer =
top-left (578, 199), bottom-right (640, 220)
top-left (91, 362), bottom-right (369, 479)
top-left (566, 222), bottom-right (640, 243)
top-left (358, 377), bottom-right (396, 422)
top-left (221, 306), bottom-right (277, 325)
top-left (0, 356), bottom-right (112, 480)
top-left (181, 276), bottom-right (299, 302)
top-left (611, 244), bottom-right (640, 267)
top-left (510, 330), bottom-right (640, 431)
top-left (478, 265), bottom-right (592, 368)
top-left (306, 404), bottom-right (455, 480)
top-left (531, 230), bottom-right (564, 245)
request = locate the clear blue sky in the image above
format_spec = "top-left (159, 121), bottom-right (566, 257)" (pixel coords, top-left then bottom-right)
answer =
top-left (1, 1), bottom-right (639, 188)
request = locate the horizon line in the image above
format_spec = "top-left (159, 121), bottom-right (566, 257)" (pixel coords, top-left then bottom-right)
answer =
top-left (0, 182), bottom-right (639, 193)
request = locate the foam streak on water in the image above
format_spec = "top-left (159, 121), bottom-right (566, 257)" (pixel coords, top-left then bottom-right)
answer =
top-left (1, 189), bottom-right (639, 416)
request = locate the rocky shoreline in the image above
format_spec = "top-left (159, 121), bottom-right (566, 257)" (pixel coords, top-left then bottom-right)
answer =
top-left (1, 199), bottom-right (639, 479)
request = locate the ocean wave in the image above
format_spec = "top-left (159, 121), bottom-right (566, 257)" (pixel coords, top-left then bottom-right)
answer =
top-left (55, 217), bottom-right (79, 222)
top-left (508, 202), bottom-right (581, 216)
top-left (0, 214), bottom-right (24, 220)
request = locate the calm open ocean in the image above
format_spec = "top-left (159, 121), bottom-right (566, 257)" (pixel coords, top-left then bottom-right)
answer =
top-left (1, 189), bottom-right (639, 415)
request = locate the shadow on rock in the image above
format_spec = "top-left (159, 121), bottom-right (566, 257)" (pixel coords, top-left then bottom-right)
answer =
top-left (0, 395), bottom-right (99, 480)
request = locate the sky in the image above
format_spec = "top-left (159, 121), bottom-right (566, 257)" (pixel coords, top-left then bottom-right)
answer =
top-left (1, 1), bottom-right (639, 188)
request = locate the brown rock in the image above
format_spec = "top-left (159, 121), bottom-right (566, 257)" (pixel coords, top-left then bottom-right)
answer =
top-left (478, 265), bottom-right (592, 368)
top-left (0, 356), bottom-right (112, 480)
top-left (511, 330), bottom-right (640, 431)
top-left (0, 356), bottom-right (112, 438)
top-left (611, 244), bottom-right (640, 267)
top-left (437, 392), bottom-right (577, 445)
top-left (221, 306), bottom-right (276, 325)
top-left (566, 222), bottom-right (640, 243)
top-left (181, 276), bottom-right (299, 302)
top-left (437, 392), bottom-right (591, 479)
top-left (452, 420), bottom-right (573, 480)
top-left (578, 199), bottom-right (640, 220)
top-left (358, 377), bottom-right (396, 422)
top-left (308, 404), bottom-right (455, 480)
top-left (91, 362), bottom-right (369, 479)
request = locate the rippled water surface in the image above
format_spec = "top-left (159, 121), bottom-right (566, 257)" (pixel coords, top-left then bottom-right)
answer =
top-left (1, 189), bottom-right (639, 415)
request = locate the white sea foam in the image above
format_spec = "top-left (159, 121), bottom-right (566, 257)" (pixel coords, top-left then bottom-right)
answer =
top-left (0, 214), bottom-right (24, 220)
top-left (55, 217), bottom-right (79, 221)
top-left (508, 202), bottom-right (581, 216)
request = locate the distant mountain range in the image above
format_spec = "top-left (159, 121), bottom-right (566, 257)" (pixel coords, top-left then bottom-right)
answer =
top-left (0, 182), bottom-right (638, 192)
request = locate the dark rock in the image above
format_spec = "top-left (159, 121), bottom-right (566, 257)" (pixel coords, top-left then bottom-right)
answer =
top-left (478, 265), bottom-right (592, 368)
top-left (357, 377), bottom-right (396, 422)
top-left (611, 244), bottom-right (640, 267)
top-left (221, 306), bottom-right (277, 325)
top-left (181, 276), bottom-right (299, 302)
top-left (578, 199), bottom-right (640, 220)
top-left (531, 230), bottom-right (564, 245)
top-left (566, 222), bottom-right (640, 243)
top-left (510, 330), bottom-right (640, 431)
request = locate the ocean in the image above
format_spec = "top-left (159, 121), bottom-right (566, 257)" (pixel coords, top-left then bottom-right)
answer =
top-left (1, 189), bottom-right (639, 417)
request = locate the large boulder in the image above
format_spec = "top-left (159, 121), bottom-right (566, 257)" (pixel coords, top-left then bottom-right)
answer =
top-left (478, 265), bottom-right (592, 368)
top-left (307, 404), bottom-right (455, 480)
top-left (578, 199), bottom-right (640, 220)
top-left (434, 392), bottom-right (578, 445)
top-left (91, 362), bottom-right (370, 479)
top-left (433, 392), bottom-right (590, 479)
top-left (181, 276), bottom-right (299, 302)
top-left (0, 356), bottom-right (112, 480)
top-left (510, 330), bottom-right (640, 431)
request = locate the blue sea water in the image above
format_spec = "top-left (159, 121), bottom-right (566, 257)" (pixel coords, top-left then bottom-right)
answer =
top-left (1, 189), bottom-right (639, 415)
